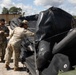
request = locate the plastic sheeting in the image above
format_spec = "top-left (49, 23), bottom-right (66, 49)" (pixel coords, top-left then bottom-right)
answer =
top-left (10, 14), bottom-right (38, 30)
top-left (35, 7), bottom-right (75, 43)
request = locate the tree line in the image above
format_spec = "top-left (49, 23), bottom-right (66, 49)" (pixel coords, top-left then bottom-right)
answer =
top-left (2, 6), bottom-right (22, 14)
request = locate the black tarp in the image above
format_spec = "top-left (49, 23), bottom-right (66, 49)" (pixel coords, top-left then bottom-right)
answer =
top-left (10, 14), bottom-right (38, 30)
top-left (10, 18), bottom-right (21, 30)
top-left (19, 14), bottom-right (38, 21)
top-left (35, 7), bottom-right (75, 43)
top-left (52, 28), bottom-right (76, 66)
top-left (35, 6), bottom-right (76, 71)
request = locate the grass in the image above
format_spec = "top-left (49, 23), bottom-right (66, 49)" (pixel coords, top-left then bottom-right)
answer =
top-left (58, 69), bottom-right (76, 75)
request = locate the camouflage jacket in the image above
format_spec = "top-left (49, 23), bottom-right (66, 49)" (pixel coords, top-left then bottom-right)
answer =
top-left (0, 26), bottom-right (9, 44)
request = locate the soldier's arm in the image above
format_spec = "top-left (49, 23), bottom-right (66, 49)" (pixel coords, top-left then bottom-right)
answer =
top-left (24, 30), bottom-right (35, 36)
top-left (4, 26), bottom-right (9, 37)
top-left (10, 31), bottom-right (14, 38)
top-left (0, 30), bottom-right (4, 34)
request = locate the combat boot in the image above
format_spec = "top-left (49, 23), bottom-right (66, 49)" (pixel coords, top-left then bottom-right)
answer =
top-left (14, 67), bottom-right (20, 71)
top-left (5, 64), bottom-right (10, 69)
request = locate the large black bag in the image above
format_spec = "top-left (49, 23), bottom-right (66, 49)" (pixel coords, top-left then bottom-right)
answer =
top-left (10, 18), bottom-right (21, 30)
top-left (10, 14), bottom-right (38, 30)
top-left (36, 40), bottom-right (51, 70)
top-left (52, 28), bottom-right (76, 66)
top-left (35, 7), bottom-right (75, 43)
top-left (20, 38), bottom-right (34, 64)
top-left (35, 6), bottom-right (75, 71)
top-left (41, 53), bottom-right (70, 75)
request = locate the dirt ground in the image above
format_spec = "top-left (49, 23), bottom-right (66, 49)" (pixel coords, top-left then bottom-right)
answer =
top-left (0, 58), bottom-right (29, 75)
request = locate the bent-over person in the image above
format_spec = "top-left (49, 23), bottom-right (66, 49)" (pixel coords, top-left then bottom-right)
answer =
top-left (4, 20), bottom-right (34, 71)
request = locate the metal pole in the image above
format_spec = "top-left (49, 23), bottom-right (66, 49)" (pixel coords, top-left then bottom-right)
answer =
top-left (33, 40), bottom-right (39, 75)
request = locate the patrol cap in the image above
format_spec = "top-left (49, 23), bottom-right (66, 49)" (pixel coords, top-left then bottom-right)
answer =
top-left (22, 20), bottom-right (28, 25)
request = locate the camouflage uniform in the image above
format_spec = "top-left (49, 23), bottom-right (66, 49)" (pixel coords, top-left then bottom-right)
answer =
top-left (5, 27), bottom-right (34, 68)
top-left (0, 26), bottom-right (9, 61)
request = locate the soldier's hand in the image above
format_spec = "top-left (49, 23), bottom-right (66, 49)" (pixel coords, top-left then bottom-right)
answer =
top-left (0, 30), bottom-right (4, 34)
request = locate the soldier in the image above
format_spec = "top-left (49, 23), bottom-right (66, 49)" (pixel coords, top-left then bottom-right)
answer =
top-left (0, 19), bottom-right (9, 61)
top-left (4, 20), bottom-right (34, 71)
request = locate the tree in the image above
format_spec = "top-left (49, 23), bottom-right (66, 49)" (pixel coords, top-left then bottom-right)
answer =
top-left (1, 6), bottom-right (22, 14)
top-left (2, 7), bottom-right (9, 14)
top-left (9, 6), bottom-right (22, 14)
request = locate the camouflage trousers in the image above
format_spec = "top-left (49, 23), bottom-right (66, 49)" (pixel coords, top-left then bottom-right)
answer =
top-left (5, 43), bottom-right (21, 68)
top-left (0, 41), bottom-right (7, 59)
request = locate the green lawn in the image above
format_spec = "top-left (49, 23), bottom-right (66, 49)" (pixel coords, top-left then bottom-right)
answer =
top-left (58, 69), bottom-right (76, 75)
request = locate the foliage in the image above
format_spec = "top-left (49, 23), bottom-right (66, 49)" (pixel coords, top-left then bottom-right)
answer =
top-left (2, 6), bottom-right (22, 14)
top-left (2, 7), bottom-right (9, 14)
top-left (9, 6), bottom-right (22, 14)
top-left (73, 16), bottom-right (76, 18)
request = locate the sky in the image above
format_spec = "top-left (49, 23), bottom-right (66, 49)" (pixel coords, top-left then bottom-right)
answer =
top-left (0, 0), bottom-right (76, 16)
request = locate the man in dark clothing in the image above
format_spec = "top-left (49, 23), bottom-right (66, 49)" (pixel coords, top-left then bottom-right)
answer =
top-left (0, 19), bottom-right (9, 61)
